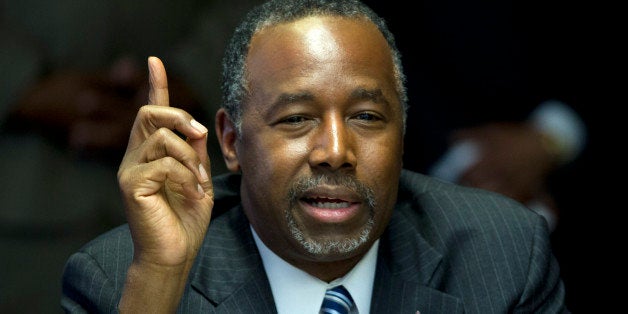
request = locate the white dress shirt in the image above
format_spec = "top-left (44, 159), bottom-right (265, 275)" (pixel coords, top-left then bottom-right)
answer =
top-left (251, 226), bottom-right (378, 314)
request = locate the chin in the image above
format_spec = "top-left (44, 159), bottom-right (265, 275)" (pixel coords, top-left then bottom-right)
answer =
top-left (290, 218), bottom-right (375, 257)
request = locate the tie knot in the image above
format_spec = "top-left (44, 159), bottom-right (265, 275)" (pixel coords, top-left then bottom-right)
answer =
top-left (320, 285), bottom-right (354, 314)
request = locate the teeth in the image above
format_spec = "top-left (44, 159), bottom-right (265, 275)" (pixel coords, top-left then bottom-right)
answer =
top-left (311, 201), bottom-right (350, 209)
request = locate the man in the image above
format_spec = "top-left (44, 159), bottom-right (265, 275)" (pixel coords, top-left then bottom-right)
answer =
top-left (61, 0), bottom-right (569, 313)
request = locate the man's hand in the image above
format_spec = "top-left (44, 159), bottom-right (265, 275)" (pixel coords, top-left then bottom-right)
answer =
top-left (116, 57), bottom-right (213, 313)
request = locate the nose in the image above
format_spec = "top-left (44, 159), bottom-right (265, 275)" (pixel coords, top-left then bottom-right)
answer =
top-left (308, 114), bottom-right (357, 171)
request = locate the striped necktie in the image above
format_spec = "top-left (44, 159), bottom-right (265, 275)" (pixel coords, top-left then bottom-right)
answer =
top-left (319, 285), bottom-right (355, 314)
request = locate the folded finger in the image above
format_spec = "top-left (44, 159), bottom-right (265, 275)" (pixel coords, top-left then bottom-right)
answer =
top-left (127, 105), bottom-right (208, 150)
top-left (130, 127), bottom-right (210, 185)
top-left (120, 156), bottom-right (205, 201)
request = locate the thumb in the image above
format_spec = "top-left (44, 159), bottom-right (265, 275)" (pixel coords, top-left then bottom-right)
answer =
top-left (147, 56), bottom-right (169, 107)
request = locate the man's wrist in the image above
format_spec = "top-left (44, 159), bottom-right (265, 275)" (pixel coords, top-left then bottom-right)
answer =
top-left (119, 261), bottom-right (192, 313)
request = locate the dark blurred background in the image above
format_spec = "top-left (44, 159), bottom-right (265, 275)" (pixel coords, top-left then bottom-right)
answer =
top-left (365, 0), bottom-right (620, 311)
top-left (1, 0), bottom-right (619, 312)
top-left (1, 1), bottom-right (262, 312)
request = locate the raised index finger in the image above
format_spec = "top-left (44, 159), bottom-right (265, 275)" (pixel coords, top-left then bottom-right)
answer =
top-left (147, 56), bottom-right (169, 107)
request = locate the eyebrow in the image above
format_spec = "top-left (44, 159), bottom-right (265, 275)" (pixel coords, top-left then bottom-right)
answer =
top-left (349, 87), bottom-right (390, 106)
top-left (350, 88), bottom-right (388, 103)
top-left (268, 87), bottom-right (390, 113)
top-left (273, 92), bottom-right (315, 108)
top-left (275, 88), bottom-right (387, 104)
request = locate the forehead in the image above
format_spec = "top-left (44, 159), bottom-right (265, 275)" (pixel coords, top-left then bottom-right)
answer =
top-left (245, 15), bottom-right (396, 99)
top-left (252, 15), bottom-right (388, 54)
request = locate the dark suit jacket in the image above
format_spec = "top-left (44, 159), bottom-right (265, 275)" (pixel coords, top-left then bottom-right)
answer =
top-left (61, 170), bottom-right (568, 313)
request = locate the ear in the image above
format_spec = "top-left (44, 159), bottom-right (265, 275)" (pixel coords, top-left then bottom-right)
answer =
top-left (215, 108), bottom-right (241, 172)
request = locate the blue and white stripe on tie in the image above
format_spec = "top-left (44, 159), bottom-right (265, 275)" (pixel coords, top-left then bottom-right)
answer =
top-left (320, 285), bottom-right (354, 314)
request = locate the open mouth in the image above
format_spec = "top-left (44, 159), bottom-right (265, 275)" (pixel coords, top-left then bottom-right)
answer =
top-left (298, 195), bottom-right (361, 223)
top-left (302, 197), bottom-right (353, 209)
top-left (289, 177), bottom-right (373, 224)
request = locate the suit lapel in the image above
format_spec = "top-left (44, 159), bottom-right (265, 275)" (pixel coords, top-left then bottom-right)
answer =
top-left (189, 205), bottom-right (277, 313)
top-left (371, 260), bottom-right (464, 313)
top-left (371, 202), bottom-right (464, 313)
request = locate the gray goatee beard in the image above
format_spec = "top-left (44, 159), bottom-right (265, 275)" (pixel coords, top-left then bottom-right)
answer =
top-left (287, 215), bottom-right (375, 255)
top-left (286, 174), bottom-right (377, 255)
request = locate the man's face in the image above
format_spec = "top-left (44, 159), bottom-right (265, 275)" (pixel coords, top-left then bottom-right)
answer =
top-left (232, 16), bottom-right (404, 274)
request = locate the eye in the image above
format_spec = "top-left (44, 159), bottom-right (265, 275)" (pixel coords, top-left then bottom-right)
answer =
top-left (273, 114), bottom-right (316, 135)
top-left (353, 112), bottom-right (381, 121)
top-left (281, 115), bottom-right (308, 124)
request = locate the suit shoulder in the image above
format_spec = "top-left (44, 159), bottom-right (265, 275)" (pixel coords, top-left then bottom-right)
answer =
top-left (400, 169), bottom-right (541, 221)
top-left (61, 224), bottom-right (133, 312)
top-left (67, 224), bottom-right (134, 277)
top-left (397, 169), bottom-right (549, 241)
top-left (78, 224), bottom-right (133, 255)
top-left (388, 173), bottom-right (566, 313)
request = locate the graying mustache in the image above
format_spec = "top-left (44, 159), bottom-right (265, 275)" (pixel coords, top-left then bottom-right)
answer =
top-left (288, 175), bottom-right (376, 208)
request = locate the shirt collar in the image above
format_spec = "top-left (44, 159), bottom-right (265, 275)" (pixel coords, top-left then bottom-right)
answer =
top-left (251, 226), bottom-right (378, 314)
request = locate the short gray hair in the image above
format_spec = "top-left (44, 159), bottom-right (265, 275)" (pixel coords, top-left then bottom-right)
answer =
top-left (221, 0), bottom-right (408, 134)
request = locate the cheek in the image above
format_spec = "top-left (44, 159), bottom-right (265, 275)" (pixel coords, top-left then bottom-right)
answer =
top-left (239, 133), bottom-right (311, 181)
top-left (356, 135), bottom-right (403, 204)
top-left (239, 135), bottom-right (313, 231)
top-left (358, 134), bottom-right (403, 171)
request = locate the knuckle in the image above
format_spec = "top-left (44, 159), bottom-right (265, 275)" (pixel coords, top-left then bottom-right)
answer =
top-left (154, 127), bottom-right (172, 139)
top-left (117, 168), bottom-right (126, 182)
top-left (138, 105), bottom-right (152, 116)
top-left (161, 156), bottom-right (178, 168)
top-left (117, 167), bottom-right (137, 194)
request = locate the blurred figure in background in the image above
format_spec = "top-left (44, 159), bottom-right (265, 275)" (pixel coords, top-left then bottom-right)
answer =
top-left (0, 0), bottom-right (263, 312)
